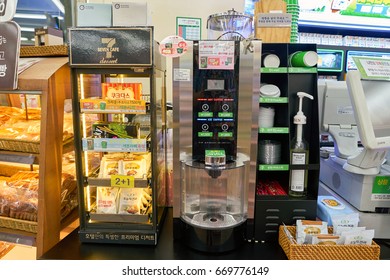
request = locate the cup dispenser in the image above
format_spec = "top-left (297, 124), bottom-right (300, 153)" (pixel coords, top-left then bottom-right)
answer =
top-left (172, 40), bottom-right (261, 252)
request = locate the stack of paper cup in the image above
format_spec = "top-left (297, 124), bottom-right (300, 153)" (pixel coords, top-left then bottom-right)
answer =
top-left (289, 51), bottom-right (318, 67)
top-left (258, 140), bottom-right (281, 164)
top-left (259, 106), bottom-right (275, 128)
top-left (286, 0), bottom-right (300, 43)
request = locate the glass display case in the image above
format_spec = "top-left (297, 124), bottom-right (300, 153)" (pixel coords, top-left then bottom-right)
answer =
top-left (69, 27), bottom-right (167, 244)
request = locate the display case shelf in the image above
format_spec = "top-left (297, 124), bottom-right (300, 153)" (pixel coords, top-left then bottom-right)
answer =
top-left (0, 57), bottom-right (74, 257)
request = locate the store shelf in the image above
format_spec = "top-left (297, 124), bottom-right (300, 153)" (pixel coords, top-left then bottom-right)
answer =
top-left (255, 43), bottom-right (320, 242)
top-left (0, 57), bottom-right (75, 258)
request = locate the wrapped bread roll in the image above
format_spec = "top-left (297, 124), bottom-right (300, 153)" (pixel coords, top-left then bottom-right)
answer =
top-left (96, 187), bottom-right (119, 214)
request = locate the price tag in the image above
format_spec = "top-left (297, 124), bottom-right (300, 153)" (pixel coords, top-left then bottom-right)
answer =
top-left (111, 174), bottom-right (135, 188)
top-left (372, 175), bottom-right (390, 201)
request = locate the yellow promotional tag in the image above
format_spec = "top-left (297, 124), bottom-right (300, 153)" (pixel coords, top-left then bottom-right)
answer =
top-left (110, 174), bottom-right (135, 188)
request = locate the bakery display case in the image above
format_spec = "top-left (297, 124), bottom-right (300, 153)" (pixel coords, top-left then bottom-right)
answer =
top-left (69, 27), bottom-right (167, 244)
top-left (0, 57), bottom-right (76, 258)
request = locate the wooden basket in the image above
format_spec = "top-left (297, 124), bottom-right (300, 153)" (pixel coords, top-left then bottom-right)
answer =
top-left (0, 216), bottom-right (38, 233)
top-left (20, 45), bottom-right (68, 57)
top-left (279, 225), bottom-right (380, 260)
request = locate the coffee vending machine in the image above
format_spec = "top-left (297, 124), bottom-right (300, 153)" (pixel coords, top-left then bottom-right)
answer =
top-left (172, 39), bottom-right (261, 252)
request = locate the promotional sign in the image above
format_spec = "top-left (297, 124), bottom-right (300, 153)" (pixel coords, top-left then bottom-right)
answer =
top-left (198, 41), bottom-right (235, 70)
top-left (69, 27), bottom-right (153, 67)
top-left (159, 35), bottom-right (187, 58)
top-left (0, 0), bottom-right (17, 22)
top-left (353, 56), bottom-right (390, 81)
top-left (0, 21), bottom-right (20, 90)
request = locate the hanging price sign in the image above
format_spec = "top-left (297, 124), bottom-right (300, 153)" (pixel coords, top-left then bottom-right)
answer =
top-left (111, 174), bottom-right (135, 188)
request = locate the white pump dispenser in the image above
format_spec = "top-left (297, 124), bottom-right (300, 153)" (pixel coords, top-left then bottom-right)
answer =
top-left (289, 92), bottom-right (313, 197)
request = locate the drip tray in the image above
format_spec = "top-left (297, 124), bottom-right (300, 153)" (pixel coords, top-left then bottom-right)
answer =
top-left (188, 212), bottom-right (241, 229)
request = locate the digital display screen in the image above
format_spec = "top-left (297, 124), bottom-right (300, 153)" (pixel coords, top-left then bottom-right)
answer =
top-left (346, 50), bottom-right (390, 71)
top-left (317, 49), bottom-right (344, 72)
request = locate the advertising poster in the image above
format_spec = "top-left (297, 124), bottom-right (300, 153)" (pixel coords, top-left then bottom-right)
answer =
top-left (198, 41), bottom-right (235, 70)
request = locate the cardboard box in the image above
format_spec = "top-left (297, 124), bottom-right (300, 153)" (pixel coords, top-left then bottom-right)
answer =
top-left (112, 2), bottom-right (149, 26)
top-left (77, 3), bottom-right (112, 27)
top-left (34, 27), bottom-right (63, 46)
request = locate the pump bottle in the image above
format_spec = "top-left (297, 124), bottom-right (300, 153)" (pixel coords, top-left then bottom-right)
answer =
top-left (289, 92), bottom-right (313, 197)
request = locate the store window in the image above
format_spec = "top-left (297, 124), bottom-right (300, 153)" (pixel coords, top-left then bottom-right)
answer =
top-left (13, 0), bottom-right (65, 45)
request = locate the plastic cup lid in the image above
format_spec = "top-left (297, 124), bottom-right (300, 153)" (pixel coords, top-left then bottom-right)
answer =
top-left (260, 84), bottom-right (280, 97)
top-left (263, 54), bottom-right (280, 68)
top-left (304, 51), bottom-right (319, 67)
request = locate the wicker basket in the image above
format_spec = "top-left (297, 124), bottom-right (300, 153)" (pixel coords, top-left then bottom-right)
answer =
top-left (0, 216), bottom-right (38, 233)
top-left (0, 138), bottom-right (40, 154)
top-left (20, 45), bottom-right (68, 57)
top-left (0, 137), bottom-right (74, 154)
top-left (279, 225), bottom-right (380, 260)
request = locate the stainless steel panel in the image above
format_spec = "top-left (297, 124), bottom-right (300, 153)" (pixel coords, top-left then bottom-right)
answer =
top-left (172, 41), bottom-right (194, 217)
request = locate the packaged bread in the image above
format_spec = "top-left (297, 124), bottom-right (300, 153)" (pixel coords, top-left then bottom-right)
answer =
top-left (311, 234), bottom-right (342, 245)
top-left (121, 159), bottom-right (146, 178)
top-left (101, 160), bottom-right (120, 177)
top-left (96, 187), bottom-right (119, 214)
top-left (117, 188), bottom-right (152, 215)
top-left (296, 219), bottom-right (328, 244)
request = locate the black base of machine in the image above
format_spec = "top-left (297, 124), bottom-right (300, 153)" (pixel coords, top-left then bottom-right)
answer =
top-left (173, 218), bottom-right (246, 253)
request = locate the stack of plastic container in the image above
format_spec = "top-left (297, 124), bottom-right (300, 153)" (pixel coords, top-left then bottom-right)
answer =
top-left (285, 0), bottom-right (299, 43)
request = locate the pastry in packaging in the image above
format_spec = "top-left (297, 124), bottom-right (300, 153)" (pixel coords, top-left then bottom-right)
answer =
top-left (101, 160), bottom-right (120, 177)
top-left (96, 187), bottom-right (119, 214)
top-left (342, 229), bottom-right (375, 245)
top-left (122, 159), bottom-right (146, 178)
top-left (0, 107), bottom-right (74, 142)
top-left (0, 171), bottom-right (77, 221)
top-left (117, 187), bottom-right (152, 215)
top-left (296, 219), bottom-right (328, 244)
top-left (331, 212), bottom-right (359, 234)
top-left (117, 188), bottom-right (144, 215)
top-left (311, 234), bottom-right (342, 245)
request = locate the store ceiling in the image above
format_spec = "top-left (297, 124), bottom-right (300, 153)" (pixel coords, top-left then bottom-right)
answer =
top-left (13, 0), bottom-right (65, 44)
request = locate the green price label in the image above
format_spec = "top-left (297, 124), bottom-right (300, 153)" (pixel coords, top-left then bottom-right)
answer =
top-left (373, 176), bottom-right (390, 194)
top-left (111, 175), bottom-right (135, 188)
top-left (205, 149), bottom-right (225, 157)
top-left (198, 132), bottom-right (213, 137)
top-left (198, 112), bottom-right (213, 117)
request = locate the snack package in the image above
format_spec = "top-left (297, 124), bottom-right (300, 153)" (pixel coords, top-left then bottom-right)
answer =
top-left (96, 187), bottom-right (119, 214)
top-left (331, 212), bottom-right (359, 233)
top-left (117, 188), bottom-right (145, 215)
top-left (296, 219), bottom-right (328, 244)
top-left (317, 195), bottom-right (358, 226)
top-left (121, 158), bottom-right (146, 178)
top-left (311, 234), bottom-right (342, 245)
top-left (100, 160), bottom-right (120, 177)
top-left (343, 229), bottom-right (375, 245)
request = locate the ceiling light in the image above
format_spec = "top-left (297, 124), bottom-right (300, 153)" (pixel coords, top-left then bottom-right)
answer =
top-left (20, 27), bottom-right (35, 32)
top-left (51, 0), bottom-right (65, 14)
top-left (14, 13), bottom-right (47, 20)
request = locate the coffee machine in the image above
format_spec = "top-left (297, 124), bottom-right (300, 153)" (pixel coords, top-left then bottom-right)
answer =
top-left (172, 39), bottom-right (261, 252)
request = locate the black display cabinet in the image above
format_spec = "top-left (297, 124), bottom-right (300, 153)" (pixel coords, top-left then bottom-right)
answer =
top-left (254, 43), bottom-right (320, 242)
top-left (68, 27), bottom-right (168, 245)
